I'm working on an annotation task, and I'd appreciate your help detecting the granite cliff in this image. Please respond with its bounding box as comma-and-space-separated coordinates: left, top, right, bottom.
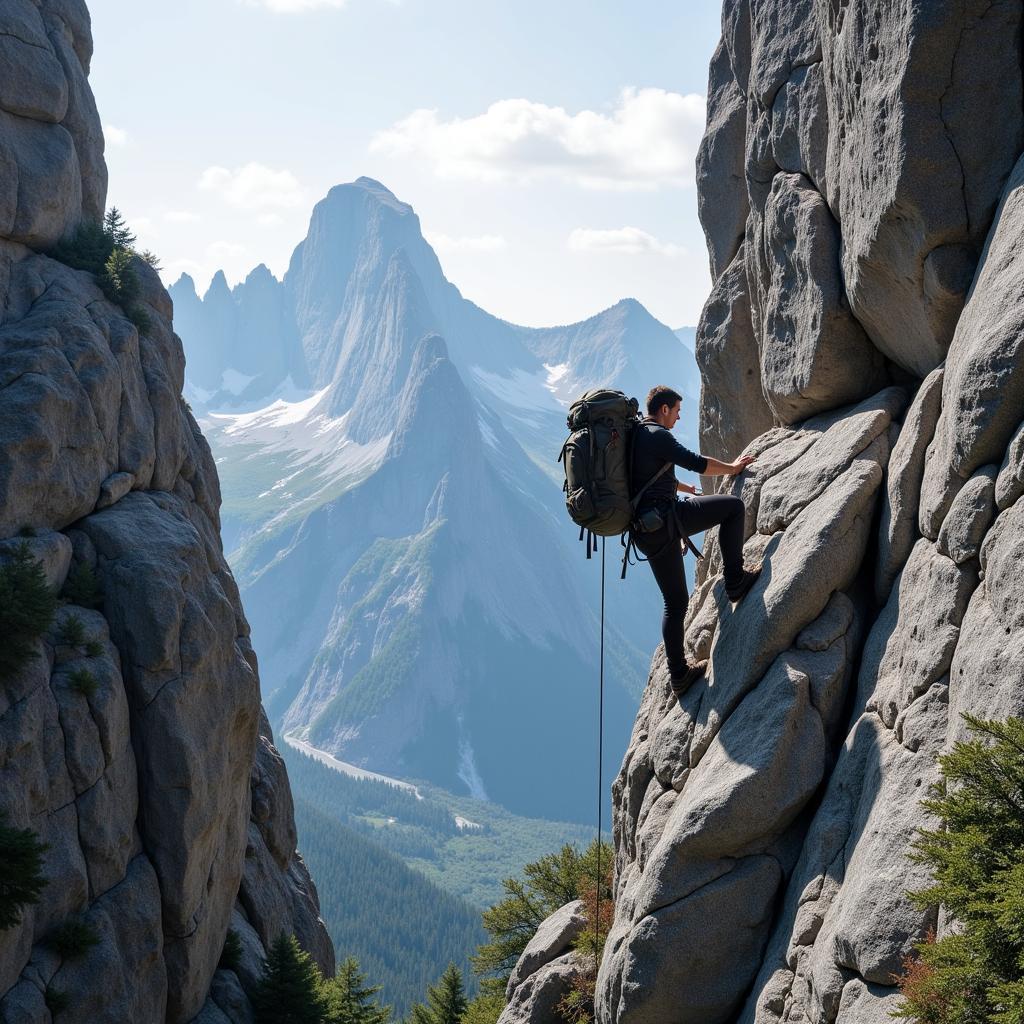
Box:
502, 1, 1024, 1021
0, 2, 333, 1021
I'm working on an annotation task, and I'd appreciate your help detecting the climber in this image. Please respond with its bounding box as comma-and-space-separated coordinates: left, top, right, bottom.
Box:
631, 385, 760, 702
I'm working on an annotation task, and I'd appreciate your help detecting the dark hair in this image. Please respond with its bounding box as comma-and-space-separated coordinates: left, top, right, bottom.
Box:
646, 385, 682, 416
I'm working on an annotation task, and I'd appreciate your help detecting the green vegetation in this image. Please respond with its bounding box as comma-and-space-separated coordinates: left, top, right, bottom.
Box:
61, 562, 103, 610
283, 746, 601, 1019
85, 639, 104, 658
324, 956, 392, 1024
282, 746, 592, 909
471, 839, 611, 1020
461, 991, 506, 1024
0, 541, 58, 679
48, 208, 156, 331
252, 933, 331, 1024
0, 813, 48, 930
68, 667, 98, 697
896, 715, 1024, 1023
408, 963, 468, 1024
555, 857, 613, 1024
44, 986, 70, 1015
18, 526, 36, 538
220, 928, 243, 972
308, 531, 442, 735
56, 613, 87, 648
47, 916, 100, 959
293, 798, 484, 1018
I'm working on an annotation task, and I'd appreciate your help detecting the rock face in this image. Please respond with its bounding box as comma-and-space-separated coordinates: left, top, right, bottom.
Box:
560, 1, 1024, 1022
0, 3, 333, 1022
0, 0, 106, 250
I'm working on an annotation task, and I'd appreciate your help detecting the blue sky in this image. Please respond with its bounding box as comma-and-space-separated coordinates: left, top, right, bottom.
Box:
89, 0, 723, 328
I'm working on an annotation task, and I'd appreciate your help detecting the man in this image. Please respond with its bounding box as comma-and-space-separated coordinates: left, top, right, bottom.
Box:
631, 385, 760, 700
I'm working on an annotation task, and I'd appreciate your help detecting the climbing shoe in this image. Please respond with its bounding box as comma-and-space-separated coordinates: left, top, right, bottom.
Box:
671, 660, 707, 701
726, 564, 762, 604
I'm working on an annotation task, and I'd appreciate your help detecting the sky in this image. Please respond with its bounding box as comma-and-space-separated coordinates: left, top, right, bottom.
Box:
88, 0, 724, 329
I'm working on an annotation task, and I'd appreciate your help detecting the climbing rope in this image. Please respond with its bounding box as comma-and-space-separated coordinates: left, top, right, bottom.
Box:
596, 536, 606, 948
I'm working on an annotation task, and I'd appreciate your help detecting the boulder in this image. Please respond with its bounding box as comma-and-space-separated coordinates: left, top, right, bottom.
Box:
506, 901, 586, 998
876, 366, 945, 602
936, 464, 998, 564
695, 246, 775, 463
497, 953, 583, 1024
920, 152, 1024, 536
995, 419, 1024, 510
863, 539, 976, 729
754, 173, 886, 423
947, 498, 1024, 739
96, 471, 134, 510
819, 0, 1023, 375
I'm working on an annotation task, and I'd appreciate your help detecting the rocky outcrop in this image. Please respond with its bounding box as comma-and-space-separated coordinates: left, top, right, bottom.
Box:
563, 1, 1024, 1022
0, 0, 105, 250
696, 0, 1024, 453
0, 2, 332, 1021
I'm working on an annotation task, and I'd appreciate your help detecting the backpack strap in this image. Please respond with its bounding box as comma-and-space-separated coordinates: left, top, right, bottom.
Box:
630, 462, 673, 511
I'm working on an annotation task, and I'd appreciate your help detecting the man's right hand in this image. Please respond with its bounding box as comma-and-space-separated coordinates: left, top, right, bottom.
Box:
729, 453, 757, 475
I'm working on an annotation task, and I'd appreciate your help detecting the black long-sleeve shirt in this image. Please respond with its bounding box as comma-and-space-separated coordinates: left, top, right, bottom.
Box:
630, 418, 707, 513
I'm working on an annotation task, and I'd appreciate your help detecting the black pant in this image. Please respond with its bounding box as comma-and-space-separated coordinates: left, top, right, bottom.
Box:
636, 494, 745, 681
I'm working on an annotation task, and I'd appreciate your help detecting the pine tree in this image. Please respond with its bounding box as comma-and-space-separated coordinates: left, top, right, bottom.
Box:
895, 715, 1024, 1023
0, 541, 58, 679
251, 933, 330, 1024
103, 207, 136, 250
325, 956, 391, 1024
460, 991, 505, 1024
0, 813, 48, 929
471, 840, 611, 989
408, 964, 467, 1024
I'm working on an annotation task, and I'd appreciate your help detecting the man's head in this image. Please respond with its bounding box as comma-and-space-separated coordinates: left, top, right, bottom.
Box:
646, 385, 682, 429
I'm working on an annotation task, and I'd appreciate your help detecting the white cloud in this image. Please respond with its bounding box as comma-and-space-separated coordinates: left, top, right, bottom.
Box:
426, 232, 508, 254
104, 124, 128, 147
161, 241, 256, 294
131, 215, 156, 236
567, 226, 686, 257
198, 162, 305, 210
370, 87, 705, 190
164, 210, 201, 224
240, 0, 347, 11
257, 212, 285, 227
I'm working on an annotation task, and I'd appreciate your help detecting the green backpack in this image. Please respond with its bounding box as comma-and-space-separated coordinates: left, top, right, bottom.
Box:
558, 388, 668, 539
558, 388, 686, 571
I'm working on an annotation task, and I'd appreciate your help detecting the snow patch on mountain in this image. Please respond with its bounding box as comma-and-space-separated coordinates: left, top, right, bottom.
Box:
543, 362, 571, 402
470, 365, 563, 414
284, 734, 423, 798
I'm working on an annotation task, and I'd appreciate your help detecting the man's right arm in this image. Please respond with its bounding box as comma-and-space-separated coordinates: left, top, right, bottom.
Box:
703, 454, 756, 476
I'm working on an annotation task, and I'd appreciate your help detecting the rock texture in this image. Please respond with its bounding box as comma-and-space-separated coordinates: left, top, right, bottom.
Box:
516, 1, 1024, 1022
0, 0, 106, 250
0, 3, 333, 1022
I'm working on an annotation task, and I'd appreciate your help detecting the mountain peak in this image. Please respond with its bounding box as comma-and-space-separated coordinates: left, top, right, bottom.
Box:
205, 269, 230, 299
353, 176, 393, 193
320, 177, 413, 218
409, 332, 450, 376
171, 272, 197, 297
244, 263, 276, 285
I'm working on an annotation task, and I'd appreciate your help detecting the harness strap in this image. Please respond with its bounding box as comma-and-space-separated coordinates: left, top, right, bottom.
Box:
629, 461, 673, 510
